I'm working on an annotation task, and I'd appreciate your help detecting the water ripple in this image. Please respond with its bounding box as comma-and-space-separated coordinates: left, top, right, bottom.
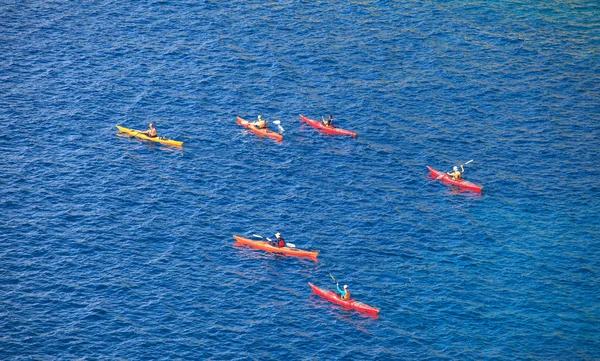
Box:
1, 0, 599, 360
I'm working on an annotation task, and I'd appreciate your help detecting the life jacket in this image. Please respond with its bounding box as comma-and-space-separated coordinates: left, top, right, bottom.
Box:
277, 238, 285, 248
257, 120, 267, 129
342, 289, 351, 300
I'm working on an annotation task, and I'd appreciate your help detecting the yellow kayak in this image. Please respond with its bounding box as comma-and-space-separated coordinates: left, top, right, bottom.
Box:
116, 125, 183, 148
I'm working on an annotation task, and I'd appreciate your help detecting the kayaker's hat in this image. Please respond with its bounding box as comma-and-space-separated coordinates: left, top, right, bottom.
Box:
258, 115, 262, 120
453, 166, 458, 171
344, 285, 348, 289
275, 233, 281, 238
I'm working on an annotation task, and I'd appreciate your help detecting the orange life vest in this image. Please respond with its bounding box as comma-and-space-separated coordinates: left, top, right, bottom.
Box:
342, 289, 351, 300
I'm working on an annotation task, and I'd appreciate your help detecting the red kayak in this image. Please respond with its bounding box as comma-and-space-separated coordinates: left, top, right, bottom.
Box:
308, 282, 380, 317
237, 117, 283, 142
427, 166, 483, 192
300, 114, 357, 137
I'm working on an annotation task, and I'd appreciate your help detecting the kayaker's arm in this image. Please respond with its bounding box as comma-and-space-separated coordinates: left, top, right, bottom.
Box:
266, 237, 277, 247
336, 283, 347, 298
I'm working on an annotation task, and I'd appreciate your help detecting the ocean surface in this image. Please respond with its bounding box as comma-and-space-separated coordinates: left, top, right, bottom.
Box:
1, 1, 599, 359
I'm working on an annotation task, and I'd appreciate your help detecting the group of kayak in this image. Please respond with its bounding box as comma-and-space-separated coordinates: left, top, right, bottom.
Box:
116, 117, 483, 193
236, 114, 358, 140
233, 234, 381, 317
114, 116, 483, 318
115, 113, 355, 148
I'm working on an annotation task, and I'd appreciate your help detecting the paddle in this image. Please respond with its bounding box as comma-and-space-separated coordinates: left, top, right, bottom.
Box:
135, 130, 162, 141
120, 128, 141, 137
273, 120, 284, 133
125, 130, 148, 141
130, 128, 153, 138
322, 116, 333, 128
437, 160, 474, 180
252, 234, 295, 248
120, 127, 163, 141
330, 273, 337, 284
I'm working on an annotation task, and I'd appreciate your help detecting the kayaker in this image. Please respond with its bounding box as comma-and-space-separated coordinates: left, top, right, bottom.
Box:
322, 114, 333, 127
254, 115, 268, 129
143, 123, 157, 138
336, 283, 351, 300
271, 233, 285, 248
447, 165, 464, 180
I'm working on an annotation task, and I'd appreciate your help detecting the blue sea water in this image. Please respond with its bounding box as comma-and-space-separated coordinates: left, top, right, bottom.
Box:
1, 0, 600, 359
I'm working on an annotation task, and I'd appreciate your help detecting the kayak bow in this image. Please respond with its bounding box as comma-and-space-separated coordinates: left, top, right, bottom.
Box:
308, 282, 380, 317
237, 117, 283, 142
116, 125, 183, 147
427, 166, 483, 192
233, 235, 318, 261
300, 115, 357, 137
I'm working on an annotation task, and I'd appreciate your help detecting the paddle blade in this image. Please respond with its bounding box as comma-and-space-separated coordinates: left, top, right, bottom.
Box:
329, 273, 336, 283
252, 234, 264, 239
285, 243, 296, 248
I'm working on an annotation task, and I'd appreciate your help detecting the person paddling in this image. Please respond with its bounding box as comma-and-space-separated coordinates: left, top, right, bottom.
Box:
142, 123, 157, 138
336, 283, 351, 300
254, 115, 268, 129
322, 114, 333, 127
447, 165, 464, 180
270, 232, 285, 248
